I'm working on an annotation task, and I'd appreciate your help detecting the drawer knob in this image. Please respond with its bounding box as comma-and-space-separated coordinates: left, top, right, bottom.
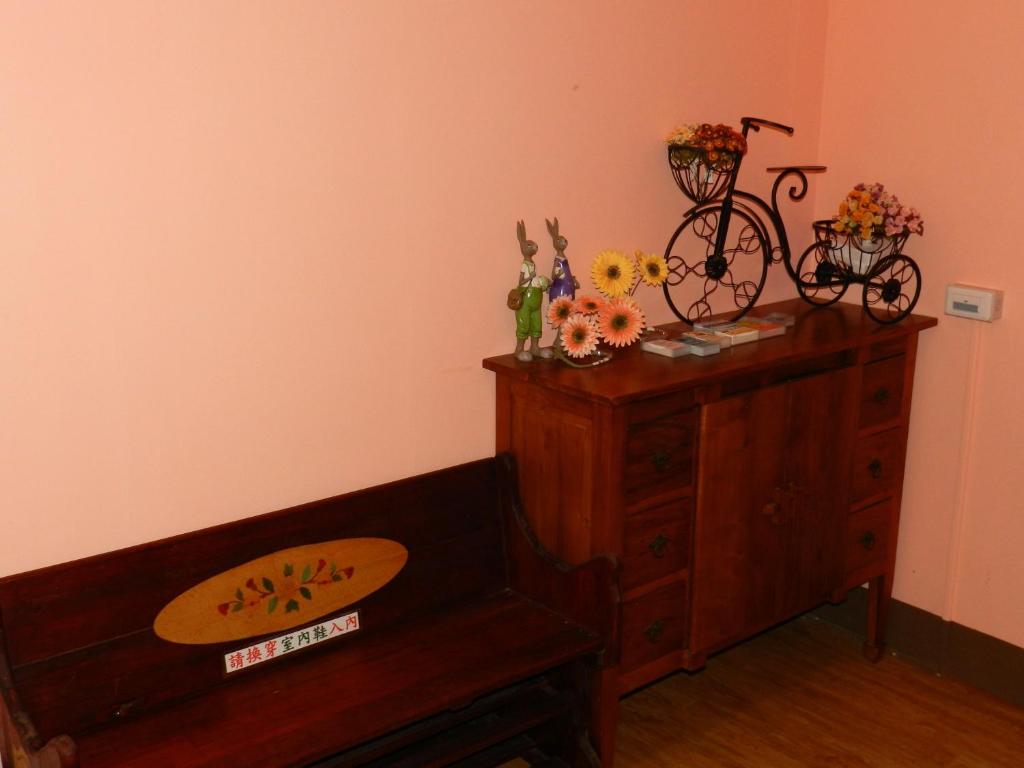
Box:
651, 451, 671, 472
872, 386, 890, 405
649, 533, 669, 558
868, 458, 883, 479
644, 619, 665, 643
860, 531, 877, 551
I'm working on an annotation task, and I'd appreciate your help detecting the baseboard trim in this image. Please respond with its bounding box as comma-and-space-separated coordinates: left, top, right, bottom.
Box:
814, 588, 1024, 709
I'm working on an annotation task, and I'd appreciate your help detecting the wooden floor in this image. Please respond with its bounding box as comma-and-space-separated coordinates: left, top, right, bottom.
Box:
614, 615, 1024, 767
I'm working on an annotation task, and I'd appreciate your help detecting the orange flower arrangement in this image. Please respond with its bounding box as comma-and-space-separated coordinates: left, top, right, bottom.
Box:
666, 122, 748, 168
548, 250, 660, 362
832, 183, 924, 240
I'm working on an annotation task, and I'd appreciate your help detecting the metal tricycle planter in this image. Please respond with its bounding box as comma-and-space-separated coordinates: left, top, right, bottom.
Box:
794, 220, 922, 324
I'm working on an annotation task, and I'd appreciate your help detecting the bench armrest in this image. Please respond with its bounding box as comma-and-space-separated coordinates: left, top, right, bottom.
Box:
496, 453, 621, 667
0, 625, 77, 768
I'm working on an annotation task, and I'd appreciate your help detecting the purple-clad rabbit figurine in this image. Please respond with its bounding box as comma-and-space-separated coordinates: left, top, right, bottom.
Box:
546, 217, 579, 301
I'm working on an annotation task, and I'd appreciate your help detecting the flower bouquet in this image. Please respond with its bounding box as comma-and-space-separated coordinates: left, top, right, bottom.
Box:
827, 183, 924, 274
666, 123, 748, 204
547, 250, 669, 367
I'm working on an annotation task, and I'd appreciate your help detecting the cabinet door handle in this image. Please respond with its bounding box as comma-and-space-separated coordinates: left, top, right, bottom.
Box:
649, 533, 669, 558
651, 451, 671, 472
112, 697, 145, 719
762, 499, 790, 524
868, 458, 883, 479
644, 619, 665, 643
860, 531, 877, 551
872, 386, 890, 405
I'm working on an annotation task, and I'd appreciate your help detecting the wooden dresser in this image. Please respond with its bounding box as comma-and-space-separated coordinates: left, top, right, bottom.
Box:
483, 298, 936, 694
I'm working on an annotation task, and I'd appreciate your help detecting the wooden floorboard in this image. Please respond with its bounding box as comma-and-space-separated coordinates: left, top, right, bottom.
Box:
614, 615, 1024, 767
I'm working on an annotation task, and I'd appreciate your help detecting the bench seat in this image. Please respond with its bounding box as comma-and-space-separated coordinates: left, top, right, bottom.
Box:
1, 455, 620, 768
73, 590, 601, 768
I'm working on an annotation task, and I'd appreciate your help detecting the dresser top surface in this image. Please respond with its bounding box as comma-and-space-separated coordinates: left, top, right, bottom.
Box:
482, 299, 937, 405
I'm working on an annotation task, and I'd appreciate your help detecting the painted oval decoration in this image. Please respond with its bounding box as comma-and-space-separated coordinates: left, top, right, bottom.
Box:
154, 538, 407, 644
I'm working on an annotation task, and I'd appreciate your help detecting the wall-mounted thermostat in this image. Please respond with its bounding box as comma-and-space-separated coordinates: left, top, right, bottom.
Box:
945, 284, 1003, 322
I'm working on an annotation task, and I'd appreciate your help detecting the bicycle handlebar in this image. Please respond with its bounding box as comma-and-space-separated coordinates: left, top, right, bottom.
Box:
741, 117, 795, 136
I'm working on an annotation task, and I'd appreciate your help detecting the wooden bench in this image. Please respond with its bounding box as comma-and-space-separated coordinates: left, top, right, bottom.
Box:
0, 454, 619, 768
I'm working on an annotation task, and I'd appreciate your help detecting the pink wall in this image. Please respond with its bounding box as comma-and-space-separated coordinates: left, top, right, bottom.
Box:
0, 1, 826, 574
818, 0, 1024, 646
8, 1, 1017, 653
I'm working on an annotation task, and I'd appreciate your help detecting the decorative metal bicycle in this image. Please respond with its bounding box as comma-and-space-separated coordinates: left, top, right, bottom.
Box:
662, 117, 923, 325
662, 117, 824, 324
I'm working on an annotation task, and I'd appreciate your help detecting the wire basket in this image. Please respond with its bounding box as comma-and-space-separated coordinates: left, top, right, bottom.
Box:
667, 146, 740, 204
812, 220, 908, 277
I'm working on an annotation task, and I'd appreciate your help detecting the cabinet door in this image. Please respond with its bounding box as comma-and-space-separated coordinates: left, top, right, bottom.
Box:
690, 367, 855, 655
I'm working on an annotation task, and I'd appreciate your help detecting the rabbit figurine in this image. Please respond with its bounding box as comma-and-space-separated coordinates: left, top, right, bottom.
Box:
511, 220, 552, 362
546, 217, 579, 301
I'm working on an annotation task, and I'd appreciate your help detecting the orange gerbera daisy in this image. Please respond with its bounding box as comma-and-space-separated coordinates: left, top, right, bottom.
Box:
573, 295, 605, 315
547, 296, 575, 328
598, 298, 645, 348
560, 315, 599, 358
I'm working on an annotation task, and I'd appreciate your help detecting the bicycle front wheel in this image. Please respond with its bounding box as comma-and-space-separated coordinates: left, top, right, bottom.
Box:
662, 204, 769, 324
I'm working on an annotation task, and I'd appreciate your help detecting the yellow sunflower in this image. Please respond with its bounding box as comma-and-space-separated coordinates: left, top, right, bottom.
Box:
591, 250, 634, 298
635, 251, 669, 287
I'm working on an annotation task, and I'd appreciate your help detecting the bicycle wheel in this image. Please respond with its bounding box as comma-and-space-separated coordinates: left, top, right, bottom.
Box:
662, 204, 769, 324
862, 255, 921, 324
794, 241, 848, 307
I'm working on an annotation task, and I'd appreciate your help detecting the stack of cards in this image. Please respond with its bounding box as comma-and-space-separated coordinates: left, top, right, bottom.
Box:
641, 338, 690, 358
714, 324, 759, 345
692, 319, 757, 345
737, 318, 786, 339
681, 330, 726, 347
680, 335, 720, 356
639, 310, 791, 361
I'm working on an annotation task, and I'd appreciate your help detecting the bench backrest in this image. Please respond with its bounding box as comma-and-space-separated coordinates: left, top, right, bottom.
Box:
0, 458, 507, 742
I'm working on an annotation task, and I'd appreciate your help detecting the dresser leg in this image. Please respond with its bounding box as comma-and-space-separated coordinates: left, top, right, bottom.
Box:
863, 573, 892, 662
680, 649, 707, 672
828, 587, 848, 605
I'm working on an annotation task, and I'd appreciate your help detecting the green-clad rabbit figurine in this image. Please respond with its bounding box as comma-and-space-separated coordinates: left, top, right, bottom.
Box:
510, 220, 552, 362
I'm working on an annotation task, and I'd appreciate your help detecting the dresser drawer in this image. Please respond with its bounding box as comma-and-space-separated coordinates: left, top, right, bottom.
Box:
845, 500, 894, 585
622, 498, 692, 592
623, 402, 697, 503
859, 355, 905, 429
851, 428, 902, 505
620, 580, 688, 672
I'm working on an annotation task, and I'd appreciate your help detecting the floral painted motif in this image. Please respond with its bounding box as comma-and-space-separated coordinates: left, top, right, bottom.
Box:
217, 560, 355, 617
